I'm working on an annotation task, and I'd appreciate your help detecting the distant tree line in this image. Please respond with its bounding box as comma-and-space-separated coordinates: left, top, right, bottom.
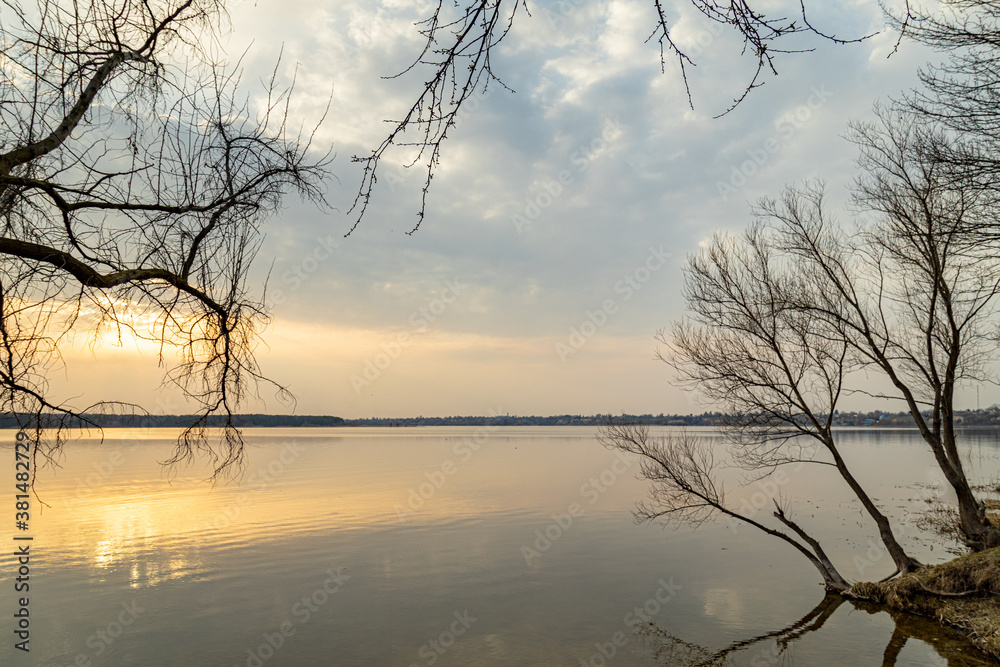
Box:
7, 409, 1000, 430
0, 413, 344, 429
341, 413, 727, 427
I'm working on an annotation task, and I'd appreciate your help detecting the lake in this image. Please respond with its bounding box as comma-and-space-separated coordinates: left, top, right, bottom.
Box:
2, 426, 1000, 666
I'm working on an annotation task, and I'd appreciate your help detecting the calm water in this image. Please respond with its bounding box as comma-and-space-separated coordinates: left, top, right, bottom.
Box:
2, 426, 1000, 666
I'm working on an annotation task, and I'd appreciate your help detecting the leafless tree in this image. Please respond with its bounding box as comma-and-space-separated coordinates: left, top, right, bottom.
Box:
889, 0, 1000, 142
0, 0, 330, 478
600, 109, 1000, 602
885, 2, 1000, 232
755, 111, 1000, 549
638, 211, 919, 574
600, 422, 856, 591
352, 0, 872, 233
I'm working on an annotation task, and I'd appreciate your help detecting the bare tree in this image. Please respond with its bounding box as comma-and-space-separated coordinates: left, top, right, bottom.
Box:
352, 0, 871, 233
600, 109, 1000, 606
888, 0, 1000, 143
885, 2, 1000, 240
599, 423, 855, 591
652, 213, 919, 573
0, 0, 330, 478
755, 111, 1000, 548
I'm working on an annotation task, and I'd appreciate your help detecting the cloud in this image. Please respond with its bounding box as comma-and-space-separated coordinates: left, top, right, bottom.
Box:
83, 0, 952, 416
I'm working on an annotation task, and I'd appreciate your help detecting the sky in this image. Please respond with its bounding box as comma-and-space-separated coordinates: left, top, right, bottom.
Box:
52, 0, 968, 419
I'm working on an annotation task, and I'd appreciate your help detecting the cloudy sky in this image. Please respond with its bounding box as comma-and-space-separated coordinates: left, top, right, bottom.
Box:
55, 0, 962, 418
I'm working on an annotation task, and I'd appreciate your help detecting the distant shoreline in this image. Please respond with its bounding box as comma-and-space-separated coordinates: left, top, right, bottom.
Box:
3, 409, 1000, 429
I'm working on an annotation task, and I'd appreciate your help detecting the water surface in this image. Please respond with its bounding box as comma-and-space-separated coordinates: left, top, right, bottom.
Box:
2, 426, 998, 666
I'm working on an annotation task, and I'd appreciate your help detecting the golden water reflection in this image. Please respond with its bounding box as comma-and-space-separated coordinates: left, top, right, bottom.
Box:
15, 427, 648, 588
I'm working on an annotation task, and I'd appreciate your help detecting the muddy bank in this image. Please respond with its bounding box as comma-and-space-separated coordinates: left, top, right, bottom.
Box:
851, 547, 1000, 661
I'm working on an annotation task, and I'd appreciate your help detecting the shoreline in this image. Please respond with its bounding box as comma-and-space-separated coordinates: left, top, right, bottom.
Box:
853, 548, 1000, 662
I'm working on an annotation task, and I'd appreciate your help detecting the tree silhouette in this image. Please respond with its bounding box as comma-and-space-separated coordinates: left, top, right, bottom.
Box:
352, 0, 871, 233
0, 0, 330, 477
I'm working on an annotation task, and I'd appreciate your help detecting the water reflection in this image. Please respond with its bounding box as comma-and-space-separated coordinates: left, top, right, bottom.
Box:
641, 594, 994, 666
4, 427, 1000, 666
853, 600, 995, 667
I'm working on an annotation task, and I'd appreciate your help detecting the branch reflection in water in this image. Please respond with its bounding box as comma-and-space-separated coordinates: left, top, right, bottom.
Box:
636, 594, 994, 666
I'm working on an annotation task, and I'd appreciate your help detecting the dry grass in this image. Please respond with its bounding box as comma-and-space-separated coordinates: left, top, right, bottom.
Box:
852, 547, 1000, 660
914, 501, 967, 553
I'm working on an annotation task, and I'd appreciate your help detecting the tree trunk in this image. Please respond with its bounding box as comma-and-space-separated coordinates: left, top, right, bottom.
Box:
904, 417, 1000, 550
770, 506, 852, 592
825, 438, 921, 572
952, 473, 1000, 550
